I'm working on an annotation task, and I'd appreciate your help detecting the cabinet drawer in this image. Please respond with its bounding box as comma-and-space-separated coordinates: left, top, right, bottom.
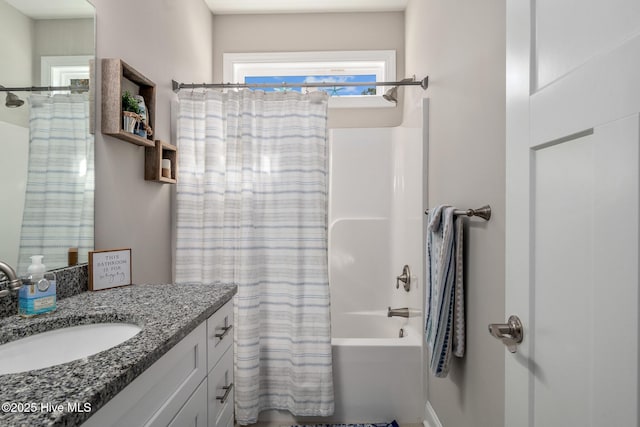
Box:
219, 409, 234, 427
168, 379, 207, 427
207, 300, 233, 373
208, 346, 234, 427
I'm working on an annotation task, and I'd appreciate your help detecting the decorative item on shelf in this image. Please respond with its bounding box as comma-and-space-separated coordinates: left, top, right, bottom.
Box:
145, 140, 177, 183
102, 59, 156, 147
68, 247, 78, 266
162, 158, 171, 178
134, 95, 152, 138
122, 90, 141, 134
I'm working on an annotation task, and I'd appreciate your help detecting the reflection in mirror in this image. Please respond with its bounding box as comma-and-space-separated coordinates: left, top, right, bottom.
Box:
0, 0, 95, 275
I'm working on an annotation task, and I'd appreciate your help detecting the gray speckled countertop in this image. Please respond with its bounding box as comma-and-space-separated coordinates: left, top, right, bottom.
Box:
0, 283, 236, 427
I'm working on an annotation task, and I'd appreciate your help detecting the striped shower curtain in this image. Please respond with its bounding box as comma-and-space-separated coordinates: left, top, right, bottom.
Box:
17, 94, 94, 274
175, 89, 334, 424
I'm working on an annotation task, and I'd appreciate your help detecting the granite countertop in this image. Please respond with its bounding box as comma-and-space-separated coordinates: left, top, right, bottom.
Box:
0, 283, 237, 427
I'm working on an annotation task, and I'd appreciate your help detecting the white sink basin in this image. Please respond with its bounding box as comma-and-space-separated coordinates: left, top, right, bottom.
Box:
0, 323, 142, 375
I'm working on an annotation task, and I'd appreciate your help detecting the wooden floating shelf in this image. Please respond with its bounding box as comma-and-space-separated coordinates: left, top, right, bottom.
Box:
109, 129, 155, 147
145, 140, 177, 184
101, 58, 156, 147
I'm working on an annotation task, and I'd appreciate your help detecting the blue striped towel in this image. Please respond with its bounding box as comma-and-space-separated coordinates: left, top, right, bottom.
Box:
425, 205, 465, 377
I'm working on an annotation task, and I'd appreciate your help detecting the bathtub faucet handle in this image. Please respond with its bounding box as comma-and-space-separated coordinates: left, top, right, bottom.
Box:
396, 265, 411, 292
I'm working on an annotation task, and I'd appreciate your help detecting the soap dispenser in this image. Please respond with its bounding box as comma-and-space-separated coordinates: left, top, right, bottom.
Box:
27, 255, 45, 281
19, 255, 56, 317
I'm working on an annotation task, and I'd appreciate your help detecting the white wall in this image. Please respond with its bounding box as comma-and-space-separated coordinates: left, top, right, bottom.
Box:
0, 122, 28, 268
33, 18, 94, 84
91, 0, 213, 283
88, 5, 402, 285
0, 0, 32, 128
404, 1, 506, 426
212, 12, 405, 128
0, 1, 30, 267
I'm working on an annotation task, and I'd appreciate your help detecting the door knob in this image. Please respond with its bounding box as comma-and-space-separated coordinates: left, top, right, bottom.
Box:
488, 315, 523, 353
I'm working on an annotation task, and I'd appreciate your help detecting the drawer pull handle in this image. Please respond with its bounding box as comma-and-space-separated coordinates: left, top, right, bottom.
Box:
216, 382, 234, 403
215, 324, 233, 340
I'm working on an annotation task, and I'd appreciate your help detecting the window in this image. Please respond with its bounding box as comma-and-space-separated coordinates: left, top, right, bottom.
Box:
41, 55, 92, 94
223, 50, 396, 108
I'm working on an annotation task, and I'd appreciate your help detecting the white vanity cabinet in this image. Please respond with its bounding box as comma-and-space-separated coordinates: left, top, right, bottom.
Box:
206, 301, 234, 427
83, 299, 234, 427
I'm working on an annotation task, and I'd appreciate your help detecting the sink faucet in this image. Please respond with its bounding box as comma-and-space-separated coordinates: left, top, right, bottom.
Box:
0, 261, 23, 298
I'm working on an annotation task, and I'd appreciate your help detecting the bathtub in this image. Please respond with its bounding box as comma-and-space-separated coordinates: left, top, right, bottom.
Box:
258, 314, 424, 426
330, 313, 424, 425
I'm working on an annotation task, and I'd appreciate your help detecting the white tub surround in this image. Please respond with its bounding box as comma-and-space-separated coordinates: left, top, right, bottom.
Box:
327, 126, 424, 424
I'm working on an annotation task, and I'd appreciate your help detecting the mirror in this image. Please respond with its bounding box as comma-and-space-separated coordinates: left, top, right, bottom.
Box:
0, 0, 95, 275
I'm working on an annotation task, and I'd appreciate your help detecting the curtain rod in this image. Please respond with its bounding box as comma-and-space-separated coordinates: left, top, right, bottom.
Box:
0, 85, 89, 92
171, 76, 428, 92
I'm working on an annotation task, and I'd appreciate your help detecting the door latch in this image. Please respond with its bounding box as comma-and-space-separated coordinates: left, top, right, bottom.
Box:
488, 315, 523, 353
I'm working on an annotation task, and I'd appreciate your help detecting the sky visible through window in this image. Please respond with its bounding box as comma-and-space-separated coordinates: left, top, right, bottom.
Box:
245, 74, 377, 96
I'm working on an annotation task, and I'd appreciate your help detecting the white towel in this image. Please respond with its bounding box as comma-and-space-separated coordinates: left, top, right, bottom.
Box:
425, 205, 465, 377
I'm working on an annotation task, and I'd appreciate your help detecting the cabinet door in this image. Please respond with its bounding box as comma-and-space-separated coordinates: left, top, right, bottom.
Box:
208, 346, 234, 427
169, 380, 208, 427
82, 323, 206, 427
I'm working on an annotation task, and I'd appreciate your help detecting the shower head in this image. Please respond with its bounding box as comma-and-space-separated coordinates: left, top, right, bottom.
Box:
0, 86, 24, 108
382, 78, 414, 104
383, 86, 398, 104
5, 92, 24, 108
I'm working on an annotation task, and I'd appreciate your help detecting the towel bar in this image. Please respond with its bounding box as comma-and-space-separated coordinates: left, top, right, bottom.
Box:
424, 205, 491, 221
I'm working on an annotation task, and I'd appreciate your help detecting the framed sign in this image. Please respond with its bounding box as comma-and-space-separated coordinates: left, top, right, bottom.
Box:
89, 248, 132, 291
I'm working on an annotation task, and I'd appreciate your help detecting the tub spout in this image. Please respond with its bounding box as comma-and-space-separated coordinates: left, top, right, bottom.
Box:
387, 307, 409, 318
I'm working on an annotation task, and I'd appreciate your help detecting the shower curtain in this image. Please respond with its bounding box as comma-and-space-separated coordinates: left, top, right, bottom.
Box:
175, 89, 334, 424
17, 94, 94, 274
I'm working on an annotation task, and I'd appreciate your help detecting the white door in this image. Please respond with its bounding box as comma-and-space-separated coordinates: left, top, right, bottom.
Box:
505, 1, 640, 426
